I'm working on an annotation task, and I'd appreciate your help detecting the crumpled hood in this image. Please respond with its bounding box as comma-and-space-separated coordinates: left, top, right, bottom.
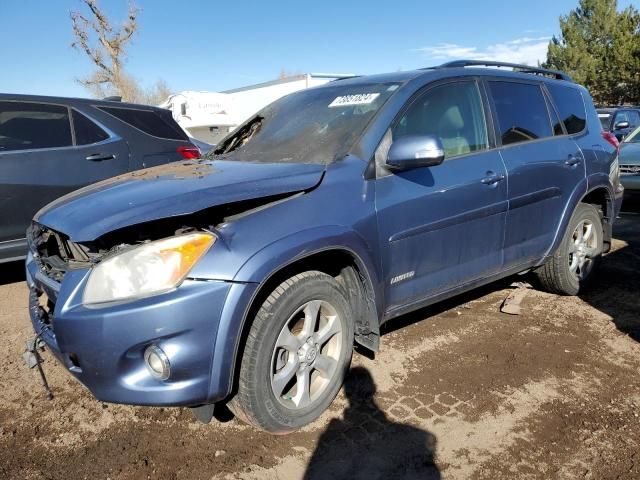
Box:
620, 143, 640, 164
35, 160, 325, 242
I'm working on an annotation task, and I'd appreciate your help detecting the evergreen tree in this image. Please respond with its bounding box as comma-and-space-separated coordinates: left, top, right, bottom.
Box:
545, 0, 640, 105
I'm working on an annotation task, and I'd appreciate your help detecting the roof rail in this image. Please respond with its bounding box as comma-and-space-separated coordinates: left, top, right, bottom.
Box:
331, 75, 362, 82
437, 60, 573, 82
103, 95, 122, 102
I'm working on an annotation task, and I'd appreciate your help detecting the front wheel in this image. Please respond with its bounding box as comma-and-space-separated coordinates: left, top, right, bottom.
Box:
229, 271, 354, 433
535, 203, 603, 295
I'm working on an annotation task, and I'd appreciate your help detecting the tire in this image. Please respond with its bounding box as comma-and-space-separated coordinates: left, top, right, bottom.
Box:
229, 271, 354, 433
535, 203, 603, 295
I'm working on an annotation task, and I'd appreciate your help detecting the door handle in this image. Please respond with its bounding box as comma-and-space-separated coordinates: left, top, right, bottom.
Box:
86, 153, 116, 162
481, 172, 505, 185
565, 155, 582, 167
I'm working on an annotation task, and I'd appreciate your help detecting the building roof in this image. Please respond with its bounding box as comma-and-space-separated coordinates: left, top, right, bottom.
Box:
221, 73, 356, 94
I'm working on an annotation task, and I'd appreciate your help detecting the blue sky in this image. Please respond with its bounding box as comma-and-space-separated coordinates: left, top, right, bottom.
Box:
0, 0, 635, 98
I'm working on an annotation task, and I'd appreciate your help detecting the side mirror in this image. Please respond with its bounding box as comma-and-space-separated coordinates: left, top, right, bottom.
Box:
386, 135, 445, 171
614, 121, 630, 130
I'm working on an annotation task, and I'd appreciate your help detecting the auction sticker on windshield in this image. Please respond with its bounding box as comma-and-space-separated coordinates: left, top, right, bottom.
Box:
329, 93, 380, 107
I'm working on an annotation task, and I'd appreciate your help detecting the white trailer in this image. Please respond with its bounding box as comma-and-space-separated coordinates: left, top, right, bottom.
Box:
161, 73, 355, 144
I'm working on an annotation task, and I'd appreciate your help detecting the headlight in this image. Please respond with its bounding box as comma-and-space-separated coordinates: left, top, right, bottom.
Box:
83, 232, 215, 305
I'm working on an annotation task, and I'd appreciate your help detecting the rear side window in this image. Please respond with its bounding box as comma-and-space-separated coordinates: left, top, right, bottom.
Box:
97, 106, 187, 140
0, 101, 72, 152
489, 82, 553, 146
393, 81, 488, 159
72, 110, 110, 145
547, 84, 587, 135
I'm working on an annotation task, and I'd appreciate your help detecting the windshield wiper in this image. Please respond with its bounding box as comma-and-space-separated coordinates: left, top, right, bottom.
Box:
213, 116, 264, 156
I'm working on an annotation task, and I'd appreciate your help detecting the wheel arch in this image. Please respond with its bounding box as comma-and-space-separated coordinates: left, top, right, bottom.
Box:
580, 184, 614, 252
239, 247, 381, 349
541, 178, 614, 263
213, 227, 384, 403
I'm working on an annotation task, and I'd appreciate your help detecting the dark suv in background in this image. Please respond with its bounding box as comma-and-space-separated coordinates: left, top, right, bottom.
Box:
597, 106, 640, 141
26, 61, 623, 433
0, 94, 199, 262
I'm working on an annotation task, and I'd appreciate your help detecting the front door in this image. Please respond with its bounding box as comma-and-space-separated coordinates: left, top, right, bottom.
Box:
375, 80, 508, 312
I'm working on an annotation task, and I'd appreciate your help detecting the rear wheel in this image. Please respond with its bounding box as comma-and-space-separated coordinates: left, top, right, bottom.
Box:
535, 203, 603, 295
230, 271, 354, 433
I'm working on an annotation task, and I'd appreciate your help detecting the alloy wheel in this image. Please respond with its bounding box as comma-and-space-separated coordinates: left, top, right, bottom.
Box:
568, 219, 598, 280
270, 300, 343, 410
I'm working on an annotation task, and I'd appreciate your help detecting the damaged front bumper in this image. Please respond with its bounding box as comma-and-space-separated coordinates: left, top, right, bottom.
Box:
26, 252, 245, 407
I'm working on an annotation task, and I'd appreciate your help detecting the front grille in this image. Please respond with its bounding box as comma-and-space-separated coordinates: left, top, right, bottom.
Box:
620, 164, 640, 175
29, 287, 57, 345
27, 223, 89, 283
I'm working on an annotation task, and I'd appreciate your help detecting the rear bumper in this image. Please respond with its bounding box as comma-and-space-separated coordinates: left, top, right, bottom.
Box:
26, 253, 246, 407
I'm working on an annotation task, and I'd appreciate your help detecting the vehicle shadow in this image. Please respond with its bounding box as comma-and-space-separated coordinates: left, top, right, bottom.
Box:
304, 366, 441, 480
0, 260, 26, 286
579, 198, 640, 341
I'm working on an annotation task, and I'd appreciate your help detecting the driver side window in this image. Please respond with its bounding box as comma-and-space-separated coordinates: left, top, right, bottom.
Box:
392, 81, 488, 160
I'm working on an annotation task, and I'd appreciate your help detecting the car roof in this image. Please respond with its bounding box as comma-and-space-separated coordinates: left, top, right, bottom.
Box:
0, 92, 167, 111
330, 65, 581, 91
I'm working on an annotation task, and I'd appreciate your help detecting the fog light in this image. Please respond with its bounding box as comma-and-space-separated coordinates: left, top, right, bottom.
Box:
144, 345, 171, 380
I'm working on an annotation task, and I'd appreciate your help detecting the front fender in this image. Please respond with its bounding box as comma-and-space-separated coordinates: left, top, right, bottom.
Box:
207, 225, 384, 402
235, 226, 381, 288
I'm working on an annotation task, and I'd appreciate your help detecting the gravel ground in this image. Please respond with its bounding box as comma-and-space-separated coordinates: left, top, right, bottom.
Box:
1, 200, 639, 479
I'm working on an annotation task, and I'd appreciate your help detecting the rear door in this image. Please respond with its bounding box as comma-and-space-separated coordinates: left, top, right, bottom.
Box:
487, 80, 585, 268
0, 101, 129, 243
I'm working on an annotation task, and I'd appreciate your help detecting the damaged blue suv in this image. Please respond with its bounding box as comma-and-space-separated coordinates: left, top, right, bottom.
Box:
26, 61, 623, 433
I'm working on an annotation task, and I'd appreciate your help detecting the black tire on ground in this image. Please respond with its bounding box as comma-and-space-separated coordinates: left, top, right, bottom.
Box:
534, 203, 603, 296
229, 271, 355, 433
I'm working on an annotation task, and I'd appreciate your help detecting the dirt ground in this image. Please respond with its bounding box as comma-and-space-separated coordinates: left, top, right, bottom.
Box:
1, 201, 639, 480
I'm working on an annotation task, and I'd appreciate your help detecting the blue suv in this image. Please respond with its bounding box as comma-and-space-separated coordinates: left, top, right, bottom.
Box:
26, 61, 623, 433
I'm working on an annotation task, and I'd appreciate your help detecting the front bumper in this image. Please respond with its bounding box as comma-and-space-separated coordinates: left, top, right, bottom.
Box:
26, 253, 242, 407
621, 174, 640, 192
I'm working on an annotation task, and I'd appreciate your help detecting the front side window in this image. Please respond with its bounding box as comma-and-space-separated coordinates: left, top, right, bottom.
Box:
0, 101, 72, 152
72, 110, 110, 145
489, 81, 553, 146
392, 81, 488, 159
625, 110, 640, 127
613, 110, 640, 129
613, 111, 630, 127
547, 84, 587, 135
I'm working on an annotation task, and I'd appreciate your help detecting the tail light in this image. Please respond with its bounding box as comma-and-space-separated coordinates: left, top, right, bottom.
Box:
602, 131, 622, 188
601, 131, 619, 152
177, 145, 200, 159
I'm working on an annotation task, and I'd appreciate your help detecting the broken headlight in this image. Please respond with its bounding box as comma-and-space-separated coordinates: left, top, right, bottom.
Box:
83, 233, 215, 306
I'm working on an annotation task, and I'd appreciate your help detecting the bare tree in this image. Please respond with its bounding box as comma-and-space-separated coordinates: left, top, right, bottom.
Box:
142, 79, 173, 106
278, 69, 303, 79
70, 0, 141, 101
